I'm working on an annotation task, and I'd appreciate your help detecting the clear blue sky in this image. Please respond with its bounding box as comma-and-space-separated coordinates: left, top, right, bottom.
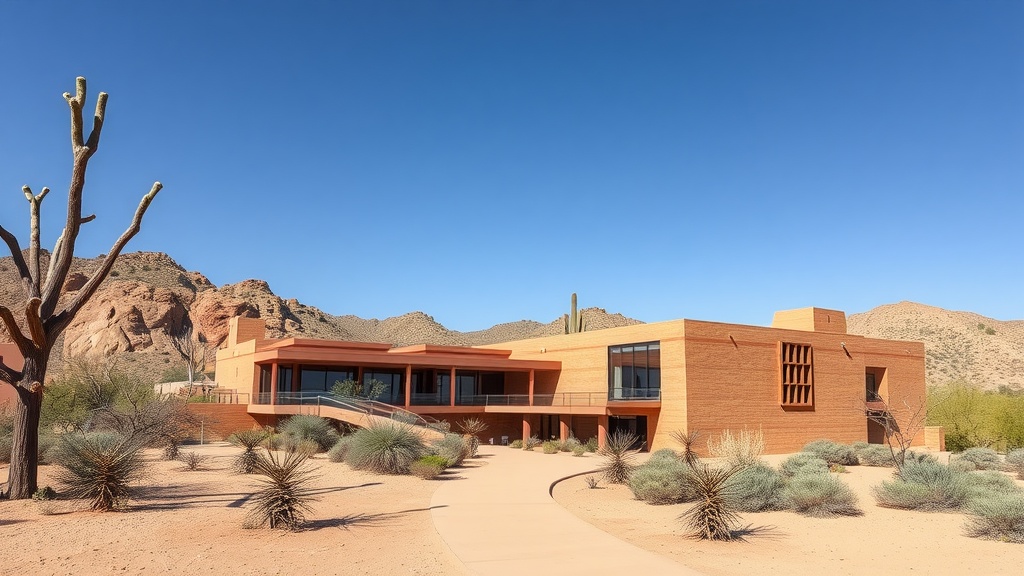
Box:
1, 1, 1021, 331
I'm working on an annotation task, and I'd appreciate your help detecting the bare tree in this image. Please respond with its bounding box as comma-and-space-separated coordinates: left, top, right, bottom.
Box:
169, 324, 208, 399
0, 77, 162, 499
865, 395, 928, 473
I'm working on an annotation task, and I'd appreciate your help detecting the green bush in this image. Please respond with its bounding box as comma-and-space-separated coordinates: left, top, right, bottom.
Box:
279, 414, 339, 452
327, 436, 353, 463
647, 448, 680, 465
783, 473, 862, 517
584, 437, 599, 453
572, 445, 586, 457
802, 440, 858, 466
432, 434, 469, 467
627, 458, 693, 505
52, 433, 147, 511
780, 453, 829, 478
952, 447, 1002, 471
873, 460, 969, 511
509, 439, 523, 449
410, 455, 448, 480
965, 493, 1024, 543
347, 422, 425, 475
856, 445, 895, 467
725, 463, 787, 512
542, 440, 560, 454
851, 441, 869, 451
32, 486, 57, 501
964, 470, 1023, 501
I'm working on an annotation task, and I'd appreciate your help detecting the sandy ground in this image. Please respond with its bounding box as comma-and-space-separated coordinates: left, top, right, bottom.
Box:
552, 454, 1024, 576
0, 443, 468, 576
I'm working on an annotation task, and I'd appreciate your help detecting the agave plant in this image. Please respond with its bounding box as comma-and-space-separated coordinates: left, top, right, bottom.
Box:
680, 464, 741, 541
52, 433, 148, 511
229, 428, 270, 474
245, 449, 318, 530
670, 429, 701, 467
598, 430, 640, 484
455, 418, 488, 457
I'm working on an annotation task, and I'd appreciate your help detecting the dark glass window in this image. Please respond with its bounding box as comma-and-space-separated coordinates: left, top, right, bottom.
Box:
278, 367, 293, 393
608, 342, 661, 400
363, 370, 404, 404
296, 366, 357, 393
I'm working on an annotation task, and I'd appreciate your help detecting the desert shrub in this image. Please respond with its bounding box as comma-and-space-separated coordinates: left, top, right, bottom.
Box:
286, 438, 320, 458
560, 437, 581, 453
707, 428, 764, 468
783, 473, 862, 517
725, 463, 787, 512
455, 418, 487, 457
32, 486, 57, 500
542, 440, 560, 454
229, 428, 270, 474
410, 455, 448, 480
802, 440, 858, 466
599, 430, 639, 484
245, 450, 317, 530
857, 445, 895, 467
965, 493, 1024, 543
851, 441, 869, 451
1006, 448, 1024, 478
780, 453, 829, 478
347, 422, 425, 475
37, 434, 60, 465
903, 450, 938, 465
680, 464, 740, 540
873, 460, 969, 511
327, 436, 353, 463
178, 451, 209, 471
524, 436, 542, 450
584, 437, 599, 453
0, 435, 11, 463
949, 459, 978, 473
509, 439, 523, 449
952, 447, 1002, 471
628, 458, 693, 505
670, 430, 701, 466
432, 434, 469, 467
964, 470, 1023, 501
279, 414, 339, 452
648, 448, 680, 465
585, 476, 599, 489
52, 433, 147, 511
572, 445, 586, 457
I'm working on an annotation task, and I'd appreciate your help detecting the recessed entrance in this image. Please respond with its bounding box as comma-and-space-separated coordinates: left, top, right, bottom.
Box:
609, 415, 648, 451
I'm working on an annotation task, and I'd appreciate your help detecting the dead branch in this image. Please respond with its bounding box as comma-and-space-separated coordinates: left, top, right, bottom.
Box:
0, 223, 32, 295
0, 304, 32, 353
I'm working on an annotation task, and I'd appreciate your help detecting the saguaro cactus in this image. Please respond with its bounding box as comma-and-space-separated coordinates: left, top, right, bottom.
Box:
563, 292, 587, 334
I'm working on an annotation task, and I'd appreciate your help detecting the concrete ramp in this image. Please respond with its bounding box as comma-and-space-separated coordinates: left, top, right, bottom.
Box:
248, 395, 446, 442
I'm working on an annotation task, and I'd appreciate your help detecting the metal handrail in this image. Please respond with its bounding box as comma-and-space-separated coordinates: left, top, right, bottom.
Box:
275, 392, 444, 431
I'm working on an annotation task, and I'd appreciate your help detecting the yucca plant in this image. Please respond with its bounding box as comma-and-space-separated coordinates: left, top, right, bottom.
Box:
52, 433, 147, 511
670, 429, 701, 467
455, 418, 488, 457
680, 464, 741, 541
245, 450, 318, 530
598, 430, 639, 484
229, 428, 271, 474
347, 422, 425, 475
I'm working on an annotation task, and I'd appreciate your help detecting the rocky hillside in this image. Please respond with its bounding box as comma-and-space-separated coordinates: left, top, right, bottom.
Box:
0, 251, 640, 378
848, 302, 1024, 391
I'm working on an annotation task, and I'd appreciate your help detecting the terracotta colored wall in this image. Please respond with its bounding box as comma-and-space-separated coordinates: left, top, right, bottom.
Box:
186, 404, 262, 441
215, 339, 260, 397
420, 412, 526, 443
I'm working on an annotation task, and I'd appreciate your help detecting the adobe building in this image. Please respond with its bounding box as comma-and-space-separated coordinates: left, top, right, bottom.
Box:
214, 307, 931, 453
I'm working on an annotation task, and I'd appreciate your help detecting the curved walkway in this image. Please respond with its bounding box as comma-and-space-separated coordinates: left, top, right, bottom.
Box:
431, 445, 703, 575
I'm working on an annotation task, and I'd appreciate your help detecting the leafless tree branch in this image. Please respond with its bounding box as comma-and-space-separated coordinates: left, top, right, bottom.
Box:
0, 304, 32, 353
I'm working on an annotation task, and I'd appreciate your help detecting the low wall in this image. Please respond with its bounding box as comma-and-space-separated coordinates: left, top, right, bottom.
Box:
185, 404, 262, 441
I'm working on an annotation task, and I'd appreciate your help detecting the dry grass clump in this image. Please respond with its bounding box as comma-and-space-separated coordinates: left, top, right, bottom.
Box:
950, 447, 1002, 472
680, 464, 740, 541
409, 455, 448, 480
1006, 449, 1024, 479
873, 460, 970, 511
599, 430, 639, 484
855, 444, 895, 467
802, 440, 859, 466
347, 422, 425, 475
244, 450, 318, 530
52, 433, 147, 511
178, 451, 210, 471
965, 493, 1024, 543
707, 428, 764, 468
782, 472, 862, 517
327, 436, 353, 463
542, 440, 561, 454
725, 463, 787, 512
780, 452, 829, 478
432, 433, 470, 467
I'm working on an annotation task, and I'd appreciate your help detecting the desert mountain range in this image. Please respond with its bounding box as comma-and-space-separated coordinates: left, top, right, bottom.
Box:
1, 251, 1020, 390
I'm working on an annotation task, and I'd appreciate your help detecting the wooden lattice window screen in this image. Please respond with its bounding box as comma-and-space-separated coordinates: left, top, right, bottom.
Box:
780, 342, 814, 407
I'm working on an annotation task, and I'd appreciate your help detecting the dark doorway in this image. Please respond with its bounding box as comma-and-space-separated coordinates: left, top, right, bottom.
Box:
609, 415, 648, 451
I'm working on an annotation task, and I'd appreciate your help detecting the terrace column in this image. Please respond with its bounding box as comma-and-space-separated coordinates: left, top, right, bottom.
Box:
404, 364, 412, 407
449, 367, 457, 406
522, 416, 532, 442
292, 363, 300, 393
270, 363, 279, 405
597, 415, 609, 449
559, 415, 570, 442
528, 369, 535, 407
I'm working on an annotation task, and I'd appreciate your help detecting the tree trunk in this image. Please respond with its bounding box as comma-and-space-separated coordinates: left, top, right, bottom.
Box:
6, 356, 45, 499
